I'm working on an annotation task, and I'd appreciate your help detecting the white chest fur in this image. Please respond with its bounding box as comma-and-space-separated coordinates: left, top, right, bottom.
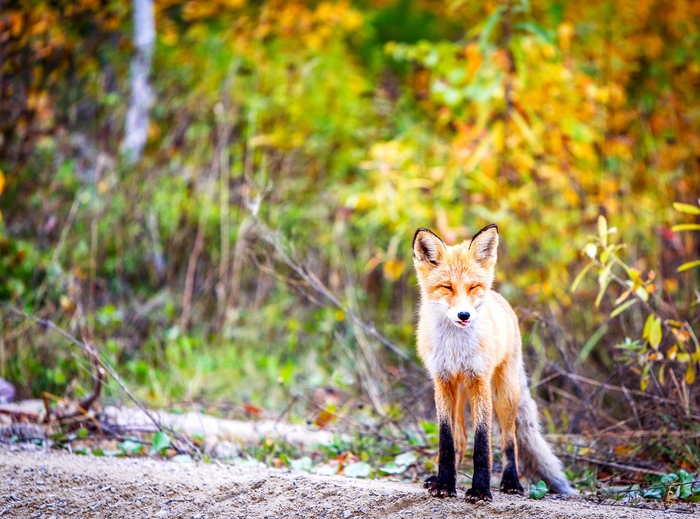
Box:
422, 310, 487, 382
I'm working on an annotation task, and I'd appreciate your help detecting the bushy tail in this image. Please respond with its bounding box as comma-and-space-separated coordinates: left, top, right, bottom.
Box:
516, 367, 576, 494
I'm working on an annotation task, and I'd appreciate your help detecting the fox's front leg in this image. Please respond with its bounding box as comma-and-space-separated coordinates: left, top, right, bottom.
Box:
424, 378, 459, 498
465, 377, 493, 503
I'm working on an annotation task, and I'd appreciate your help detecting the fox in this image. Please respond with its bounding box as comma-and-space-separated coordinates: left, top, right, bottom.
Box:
412, 224, 575, 502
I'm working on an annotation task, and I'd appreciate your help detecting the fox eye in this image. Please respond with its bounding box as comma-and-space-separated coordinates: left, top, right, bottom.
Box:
469, 283, 483, 291
440, 284, 453, 292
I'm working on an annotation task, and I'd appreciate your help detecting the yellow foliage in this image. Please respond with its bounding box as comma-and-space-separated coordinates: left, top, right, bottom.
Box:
382, 260, 405, 281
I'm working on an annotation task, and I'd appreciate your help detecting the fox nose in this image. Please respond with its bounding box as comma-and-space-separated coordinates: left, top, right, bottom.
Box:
457, 311, 471, 321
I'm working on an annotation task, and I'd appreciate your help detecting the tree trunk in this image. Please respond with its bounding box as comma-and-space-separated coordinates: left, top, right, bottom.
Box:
122, 0, 155, 163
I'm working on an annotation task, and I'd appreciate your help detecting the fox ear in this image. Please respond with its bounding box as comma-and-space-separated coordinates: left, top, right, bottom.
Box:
469, 224, 499, 265
413, 228, 446, 267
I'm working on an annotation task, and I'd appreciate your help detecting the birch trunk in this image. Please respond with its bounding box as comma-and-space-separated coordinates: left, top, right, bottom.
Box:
122, 0, 155, 162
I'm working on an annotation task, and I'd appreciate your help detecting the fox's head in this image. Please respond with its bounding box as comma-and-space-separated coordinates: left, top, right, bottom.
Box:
412, 224, 499, 329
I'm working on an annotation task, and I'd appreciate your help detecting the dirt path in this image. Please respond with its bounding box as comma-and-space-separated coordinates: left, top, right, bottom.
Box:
1, 444, 684, 519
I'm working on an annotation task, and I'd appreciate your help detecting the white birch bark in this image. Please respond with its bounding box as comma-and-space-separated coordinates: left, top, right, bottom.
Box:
122, 0, 155, 163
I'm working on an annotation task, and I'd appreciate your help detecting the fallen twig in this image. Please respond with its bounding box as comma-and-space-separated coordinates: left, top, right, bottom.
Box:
562, 452, 667, 476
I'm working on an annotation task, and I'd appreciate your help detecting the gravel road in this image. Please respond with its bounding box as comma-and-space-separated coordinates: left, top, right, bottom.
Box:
1, 444, 687, 518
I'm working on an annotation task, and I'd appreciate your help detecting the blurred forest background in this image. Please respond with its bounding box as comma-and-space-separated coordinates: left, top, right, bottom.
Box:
1, 0, 699, 479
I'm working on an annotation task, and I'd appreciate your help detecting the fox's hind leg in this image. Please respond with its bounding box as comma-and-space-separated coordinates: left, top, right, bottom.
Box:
494, 366, 524, 495
453, 383, 468, 472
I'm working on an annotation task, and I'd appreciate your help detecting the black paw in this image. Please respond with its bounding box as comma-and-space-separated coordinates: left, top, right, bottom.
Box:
465, 485, 493, 503
423, 475, 457, 498
500, 476, 524, 495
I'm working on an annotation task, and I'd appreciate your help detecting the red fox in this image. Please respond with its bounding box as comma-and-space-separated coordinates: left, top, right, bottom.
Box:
412, 224, 574, 502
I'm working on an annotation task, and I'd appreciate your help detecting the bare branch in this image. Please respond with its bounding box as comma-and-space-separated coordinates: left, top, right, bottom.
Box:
251, 220, 428, 379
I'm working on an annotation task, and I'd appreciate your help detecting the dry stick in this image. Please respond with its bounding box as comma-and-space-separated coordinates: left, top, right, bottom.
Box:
77, 352, 105, 416
254, 222, 427, 377
182, 161, 217, 331
561, 452, 666, 476
41, 392, 103, 431
216, 120, 231, 330
668, 368, 690, 419
532, 370, 562, 388
181, 215, 206, 331
558, 371, 683, 407
595, 407, 661, 435
594, 429, 700, 440
9, 308, 197, 456
568, 367, 622, 434
0, 409, 40, 421
550, 385, 633, 432
215, 59, 240, 331
619, 383, 643, 430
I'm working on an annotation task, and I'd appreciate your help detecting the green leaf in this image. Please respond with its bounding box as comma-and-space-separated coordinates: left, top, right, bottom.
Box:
478, 6, 504, 50
571, 262, 595, 293
673, 202, 700, 215
118, 438, 144, 455
420, 421, 437, 436
686, 364, 696, 385
578, 324, 608, 364
647, 317, 662, 349
394, 451, 417, 467
610, 299, 638, 318
677, 352, 691, 363
678, 260, 700, 272
642, 486, 664, 499
640, 364, 651, 392
152, 431, 172, 453
530, 480, 548, 499
643, 314, 654, 341
344, 461, 371, 478
595, 269, 611, 308
379, 462, 407, 475
313, 464, 339, 476
515, 22, 555, 45
634, 285, 649, 302
672, 224, 700, 232
290, 456, 313, 472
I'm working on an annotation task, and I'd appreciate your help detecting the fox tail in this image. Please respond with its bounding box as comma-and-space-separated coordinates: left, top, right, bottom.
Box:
515, 366, 576, 494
